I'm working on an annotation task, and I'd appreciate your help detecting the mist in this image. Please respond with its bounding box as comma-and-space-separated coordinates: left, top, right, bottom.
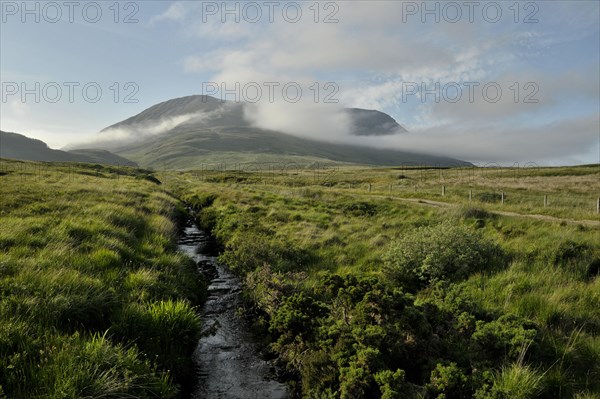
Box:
243, 101, 353, 143
65, 110, 215, 150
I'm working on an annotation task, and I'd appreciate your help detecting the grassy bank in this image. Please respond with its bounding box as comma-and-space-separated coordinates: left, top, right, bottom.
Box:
175, 165, 599, 399
0, 160, 204, 398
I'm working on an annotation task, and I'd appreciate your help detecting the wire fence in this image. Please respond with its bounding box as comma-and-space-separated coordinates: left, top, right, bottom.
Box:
2, 160, 599, 215
339, 183, 600, 215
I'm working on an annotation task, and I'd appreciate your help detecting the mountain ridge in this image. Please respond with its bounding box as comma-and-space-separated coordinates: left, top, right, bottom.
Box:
89, 95, 470, 169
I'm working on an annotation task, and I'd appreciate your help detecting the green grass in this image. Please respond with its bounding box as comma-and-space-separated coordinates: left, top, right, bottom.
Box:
2, 159, 598, 398
0, 159, 204, 398
173, 165, 600, 398
167, 163, 600, 220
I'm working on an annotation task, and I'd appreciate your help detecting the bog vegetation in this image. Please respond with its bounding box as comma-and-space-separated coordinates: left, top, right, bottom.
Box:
0, 160, 204, 398
175, 165, 600, 399
1, 160, 599, 398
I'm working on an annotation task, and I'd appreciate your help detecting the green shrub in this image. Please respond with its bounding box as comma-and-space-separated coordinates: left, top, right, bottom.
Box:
270, 292, 327, 340
477, 192, 503, 203
197, 207, 218, 232
460, 207, 495, 220
471, 315, 537, 361
374, 369, 414, 399
426, 362, 469, 399
341, 201, 378, 217
189, 193, 217, 209
587, 259, 600, 279
552, 240, 593, 265
220, 232, 313, 275
383, 221, 505, 290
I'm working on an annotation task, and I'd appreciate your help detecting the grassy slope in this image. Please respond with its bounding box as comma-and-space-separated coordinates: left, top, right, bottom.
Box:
0, 159, 204, 398
174, 166, 599, 398
114, 126, 468, 169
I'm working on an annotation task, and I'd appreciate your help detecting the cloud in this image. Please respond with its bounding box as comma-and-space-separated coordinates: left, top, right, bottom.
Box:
144, 1, 600, 164
244, 101, 352, 142
67, 110, 214, 150
355, 113, 600, 164
149, 2, 187, 24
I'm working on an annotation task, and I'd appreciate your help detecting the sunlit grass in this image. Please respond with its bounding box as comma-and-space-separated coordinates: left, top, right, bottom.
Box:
0, 159, 203, 398
176, 164, 600, 397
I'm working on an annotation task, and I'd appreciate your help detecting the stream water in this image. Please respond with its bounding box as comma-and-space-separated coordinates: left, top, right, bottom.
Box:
177, 218, 290, 399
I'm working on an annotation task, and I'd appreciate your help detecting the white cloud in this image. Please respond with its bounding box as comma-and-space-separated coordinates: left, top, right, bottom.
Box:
67, 110, 215, 150
149, 2, 187, 24
244, 101, 352, 142
137, 1, 600, 164
355, 113, 600, 164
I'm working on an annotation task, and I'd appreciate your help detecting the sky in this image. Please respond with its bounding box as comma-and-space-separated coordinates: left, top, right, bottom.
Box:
1, 0, 599, 165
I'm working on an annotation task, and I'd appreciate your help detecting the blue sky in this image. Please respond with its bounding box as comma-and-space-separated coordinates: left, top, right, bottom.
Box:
1, 0, 598, 164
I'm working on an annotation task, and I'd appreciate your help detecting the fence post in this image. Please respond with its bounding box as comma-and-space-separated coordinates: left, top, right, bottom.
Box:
388, 184, 392, 194
544, 195, 548, 207
368, 183, 371, 193
469, 189, 472, 203
597, 198, 599, 214
442, 185, 445, 197
501, 191, 504, 205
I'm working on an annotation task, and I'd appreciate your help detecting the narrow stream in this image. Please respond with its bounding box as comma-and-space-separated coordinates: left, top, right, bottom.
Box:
177, 217, 290, 399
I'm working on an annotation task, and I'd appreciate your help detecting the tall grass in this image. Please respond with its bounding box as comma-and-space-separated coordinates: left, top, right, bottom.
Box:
0, 160, 204, 398
177, 167, 600, 397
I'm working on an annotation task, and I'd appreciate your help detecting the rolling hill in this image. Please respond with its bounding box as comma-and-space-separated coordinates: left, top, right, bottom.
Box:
88, 95, 468, 169
0, 131, 137, 166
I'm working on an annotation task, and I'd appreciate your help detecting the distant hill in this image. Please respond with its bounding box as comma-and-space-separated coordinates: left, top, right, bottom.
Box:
0, 131, 137, 166
90, 95, 469, 169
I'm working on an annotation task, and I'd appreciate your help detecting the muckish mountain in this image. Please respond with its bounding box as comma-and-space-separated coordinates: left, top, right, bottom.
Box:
344, 108, 407, 136
101, 96, 405, 137
0, 131, 137, 166
94, 95, 468, 169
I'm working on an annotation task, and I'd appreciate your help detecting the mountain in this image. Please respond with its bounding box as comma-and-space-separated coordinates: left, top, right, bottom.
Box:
0, 131, 137, 166
344, 108, 407, 136
91, 95, 468, 169
101, 96, 404, 137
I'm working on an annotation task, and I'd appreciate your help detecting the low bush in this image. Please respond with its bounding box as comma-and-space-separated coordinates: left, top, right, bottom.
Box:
460, 206, 495, 220
552, 240, 593, 265
383, 221, 505, 290
188, 192, 217, 209
219, 231, 313, 275
341, 201, 379, 217
477, 192, 503, 203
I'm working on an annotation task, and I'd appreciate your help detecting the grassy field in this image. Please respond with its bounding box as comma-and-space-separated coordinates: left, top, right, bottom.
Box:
170, 164, 600, 220
0, 160, 205, 398
169, 163, 599, 398
1, 160, 598, 398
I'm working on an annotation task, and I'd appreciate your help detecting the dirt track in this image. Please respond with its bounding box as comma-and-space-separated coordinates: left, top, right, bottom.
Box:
362, 194, 600, 227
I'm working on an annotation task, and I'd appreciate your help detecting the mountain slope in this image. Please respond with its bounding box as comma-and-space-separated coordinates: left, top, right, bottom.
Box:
101, 95, 405, 137
114, 125, 465, 169
92, 95, 468, 169
0, 131, 137, 166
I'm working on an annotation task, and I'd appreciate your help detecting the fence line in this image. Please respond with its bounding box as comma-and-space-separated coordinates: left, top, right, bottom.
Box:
351, 183, 600, 215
